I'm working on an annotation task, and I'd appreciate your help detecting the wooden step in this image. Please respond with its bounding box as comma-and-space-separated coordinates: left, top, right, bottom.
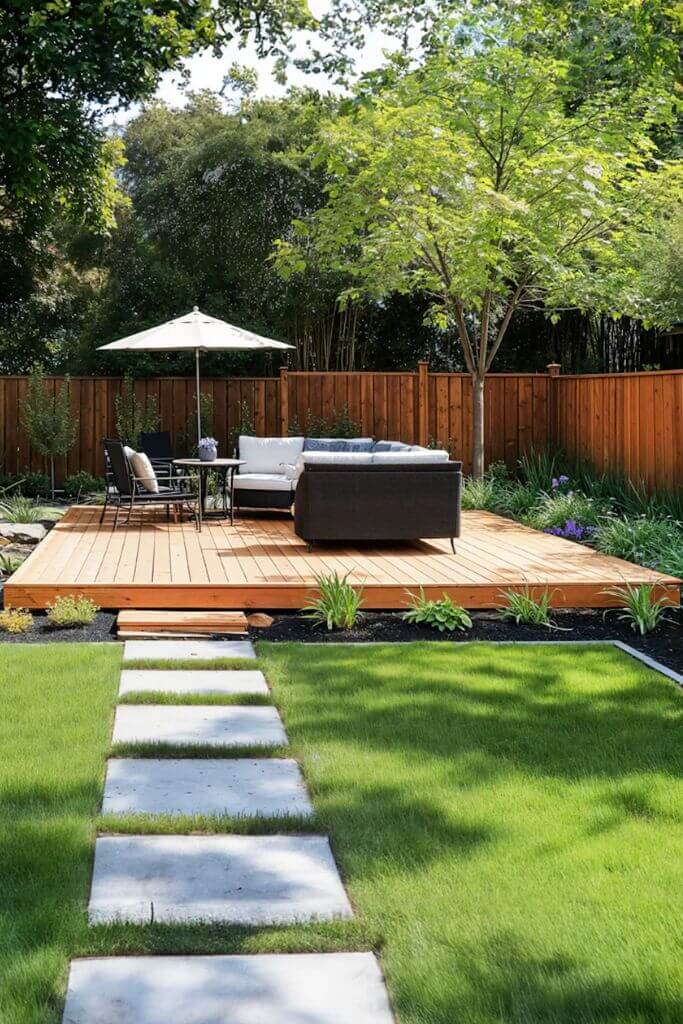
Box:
116, 610, 248, 636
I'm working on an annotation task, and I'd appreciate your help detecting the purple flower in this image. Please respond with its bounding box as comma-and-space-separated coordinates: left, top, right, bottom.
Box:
551, 477, 559, 489
559, 474, 570, 484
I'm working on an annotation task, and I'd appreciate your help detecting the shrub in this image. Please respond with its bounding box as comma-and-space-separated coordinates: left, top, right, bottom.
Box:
523, 490, 610, 531
288, 404, 361, 440
16, 472, 52, 498
46, 594, 100, 628
20, 364, 78, 498
0, 607, 33, 633
498, 586, 553, 626
403, 588, 472, 632
63, 472, 106, 498
303, 572, 364, 630
603, 583, 671, 635
498, 482, 540, 520
114, 374, 160, 447
462, 476, 506, 512
594, 516, 683, 578
0, 495, 45, 523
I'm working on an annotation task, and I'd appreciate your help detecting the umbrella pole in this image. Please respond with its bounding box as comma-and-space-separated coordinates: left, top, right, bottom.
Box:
195, 348, 201, 445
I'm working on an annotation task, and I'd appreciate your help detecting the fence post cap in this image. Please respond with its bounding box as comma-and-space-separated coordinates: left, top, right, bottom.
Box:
546, 363, 562, 376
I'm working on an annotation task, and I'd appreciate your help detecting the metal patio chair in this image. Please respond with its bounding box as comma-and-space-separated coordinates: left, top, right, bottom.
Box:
100, 438, 200, 530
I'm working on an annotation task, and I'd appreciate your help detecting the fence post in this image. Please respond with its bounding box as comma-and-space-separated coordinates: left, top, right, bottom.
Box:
279, 366, 289, 436
546, 363, 561, 377
546, 363, 561, 447
417, 360, 429, 446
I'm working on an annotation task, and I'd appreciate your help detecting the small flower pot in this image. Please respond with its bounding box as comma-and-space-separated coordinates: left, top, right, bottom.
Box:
199, 445, 217, 462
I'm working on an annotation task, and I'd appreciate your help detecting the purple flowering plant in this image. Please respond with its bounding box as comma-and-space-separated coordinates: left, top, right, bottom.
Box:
544, 519, 597, 542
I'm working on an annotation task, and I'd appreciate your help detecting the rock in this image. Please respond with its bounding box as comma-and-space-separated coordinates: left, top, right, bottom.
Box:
0, 536, 9, 547
247, 612, 274, 628
0, 522, 46, 544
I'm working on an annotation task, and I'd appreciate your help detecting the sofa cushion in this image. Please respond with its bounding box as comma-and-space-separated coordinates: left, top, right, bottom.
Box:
304, 437, 373, 453
371, 449, 450, 464
233, 473, 294, 492
301, 451, 374, 466
371, 440, 412, 452
239, 435, 304, 474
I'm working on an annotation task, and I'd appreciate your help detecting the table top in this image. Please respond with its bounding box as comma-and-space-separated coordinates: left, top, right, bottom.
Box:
173, 458, 245, 467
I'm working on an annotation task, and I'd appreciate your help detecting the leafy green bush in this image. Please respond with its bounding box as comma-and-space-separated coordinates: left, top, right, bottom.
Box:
603, 583, 671, 635
0, 495, 46, 523
498, 482, 541, 520
462, 476, 506, 512
0, 472, 52, 498
303, 571, 364, 630
498, 587, 554, 626
594, 516, 683, 578
523, 491, 610, 531
403, 588, 472, 632
288, 404, 361, 439
46, 594, 100, 628
0, 607, 33, 634
63, 472, 106, 498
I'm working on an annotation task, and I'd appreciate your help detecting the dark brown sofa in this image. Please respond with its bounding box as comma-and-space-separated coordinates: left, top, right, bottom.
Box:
294, 461, 462, 550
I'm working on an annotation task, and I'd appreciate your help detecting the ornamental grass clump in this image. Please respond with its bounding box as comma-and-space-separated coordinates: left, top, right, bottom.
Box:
0, 495, 46, 523
594, 516, 683, 579
46, 594, 99, 628
303, 572, 364, 630
523, 490, 609, 532
498, 586, 554, 627
603, 583, 670, 635
403, 588, 472, 632
0, 607, 33, 634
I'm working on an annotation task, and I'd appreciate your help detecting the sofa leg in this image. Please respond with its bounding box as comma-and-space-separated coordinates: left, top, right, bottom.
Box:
450, 537, 456, 554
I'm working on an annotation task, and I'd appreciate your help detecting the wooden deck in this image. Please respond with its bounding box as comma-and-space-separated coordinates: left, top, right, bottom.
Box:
5, 506, 680, 611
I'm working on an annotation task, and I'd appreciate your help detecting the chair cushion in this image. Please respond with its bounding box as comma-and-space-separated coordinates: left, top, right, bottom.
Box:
301, 451, 374, 466
304, 437, 373, 453
239, 435, 304, 474
371, 449, 450, 464
233, 473, 294, 492
128, 449, 159, 493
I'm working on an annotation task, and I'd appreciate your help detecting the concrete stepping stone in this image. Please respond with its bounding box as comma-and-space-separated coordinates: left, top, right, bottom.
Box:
88, 835, 353, 924
119, 669, 268, 697
63, 953, 395, 1023
111, 705, 286, 748
102, 758, 313, 818
123, 639, 256, 662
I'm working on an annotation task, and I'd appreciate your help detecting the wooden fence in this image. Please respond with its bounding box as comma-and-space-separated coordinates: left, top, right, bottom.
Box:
0, 366, 680, 490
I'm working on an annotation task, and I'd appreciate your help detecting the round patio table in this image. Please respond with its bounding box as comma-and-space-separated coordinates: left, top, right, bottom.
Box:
173, 458, 245, 525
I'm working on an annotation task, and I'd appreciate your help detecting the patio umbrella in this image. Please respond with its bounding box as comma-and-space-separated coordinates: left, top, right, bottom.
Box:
98, 307, 293, 444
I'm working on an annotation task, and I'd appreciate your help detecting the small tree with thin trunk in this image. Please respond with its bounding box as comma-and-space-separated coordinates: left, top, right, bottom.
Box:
275, 42, 680, 476
114, 375, 160, 447
21, 365, 78, 498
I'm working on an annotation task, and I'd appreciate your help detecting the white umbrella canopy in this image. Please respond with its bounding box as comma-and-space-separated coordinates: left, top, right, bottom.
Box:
98, 307, 294, 445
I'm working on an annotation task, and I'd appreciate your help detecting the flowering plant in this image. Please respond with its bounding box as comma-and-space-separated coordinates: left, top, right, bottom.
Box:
544, 519, 597, 542
198, 437, 218, 450
551, 474, 570, 492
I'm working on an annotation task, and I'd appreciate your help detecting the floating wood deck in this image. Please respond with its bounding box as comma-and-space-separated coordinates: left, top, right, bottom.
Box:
5, 506, 679, 611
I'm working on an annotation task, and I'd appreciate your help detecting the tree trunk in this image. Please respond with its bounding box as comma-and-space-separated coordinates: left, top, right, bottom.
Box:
471, 375, 485, 479
50, 456, 56, 501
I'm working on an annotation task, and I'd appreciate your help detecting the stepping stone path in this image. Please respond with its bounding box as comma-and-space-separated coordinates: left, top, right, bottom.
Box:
123, 639, 256, 661
112, 705, 287, 748
64, 638, 394, 1022
119, 668, 269, 696
89, 835, 353, 924
102, 758, 313, 818
63, 953, 396, 1024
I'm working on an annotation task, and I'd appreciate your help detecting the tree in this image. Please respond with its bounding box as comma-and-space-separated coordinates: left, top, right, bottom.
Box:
21, 364, 78, 497
275, 41, 681, 475
114, 375, 160, 447
0, 0, 310, 241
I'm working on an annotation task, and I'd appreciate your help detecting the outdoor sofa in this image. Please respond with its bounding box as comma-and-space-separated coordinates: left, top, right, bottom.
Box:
233, 435, 462, 549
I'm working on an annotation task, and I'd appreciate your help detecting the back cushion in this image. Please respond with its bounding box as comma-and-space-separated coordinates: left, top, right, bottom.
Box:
302, 451, 374, 466
304, 437, 373, 453
371, 450, 450, 465
239, 436, 304, 474
129, 450, 159, 492
372, 440, 412, 452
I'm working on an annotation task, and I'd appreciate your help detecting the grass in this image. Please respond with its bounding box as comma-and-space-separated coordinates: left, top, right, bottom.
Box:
122, 657, 259, 670
259, 641, 682, 1024
117, 690, 271, 706
2, 640, 681, 1024
0, 643, 122, 1024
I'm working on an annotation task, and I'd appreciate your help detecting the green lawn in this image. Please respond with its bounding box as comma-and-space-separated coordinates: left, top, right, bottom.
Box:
259, 642, 682, 1024
1, 640, 681, 1024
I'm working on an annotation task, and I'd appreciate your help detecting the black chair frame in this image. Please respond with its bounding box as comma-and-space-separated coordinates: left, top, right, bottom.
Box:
101, 439, 201, 530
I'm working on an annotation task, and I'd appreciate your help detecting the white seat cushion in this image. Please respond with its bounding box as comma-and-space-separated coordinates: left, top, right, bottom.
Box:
301, 452, 374, 466
128, 449, 159, 492
239, 436, 304, 474
371, 450, 449, 464
233, 473, 294, 492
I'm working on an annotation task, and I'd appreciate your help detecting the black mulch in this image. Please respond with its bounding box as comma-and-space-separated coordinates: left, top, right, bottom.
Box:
0, 598, 680, 679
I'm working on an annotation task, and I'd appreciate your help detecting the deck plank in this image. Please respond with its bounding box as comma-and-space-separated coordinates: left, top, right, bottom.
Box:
5, 505, 679, 610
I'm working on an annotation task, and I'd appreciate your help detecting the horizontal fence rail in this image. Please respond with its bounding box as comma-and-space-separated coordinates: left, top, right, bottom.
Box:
0, 367, 680, 489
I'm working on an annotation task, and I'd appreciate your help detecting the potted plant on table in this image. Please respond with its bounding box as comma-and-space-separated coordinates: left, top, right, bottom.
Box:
198, 437, 218, 462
